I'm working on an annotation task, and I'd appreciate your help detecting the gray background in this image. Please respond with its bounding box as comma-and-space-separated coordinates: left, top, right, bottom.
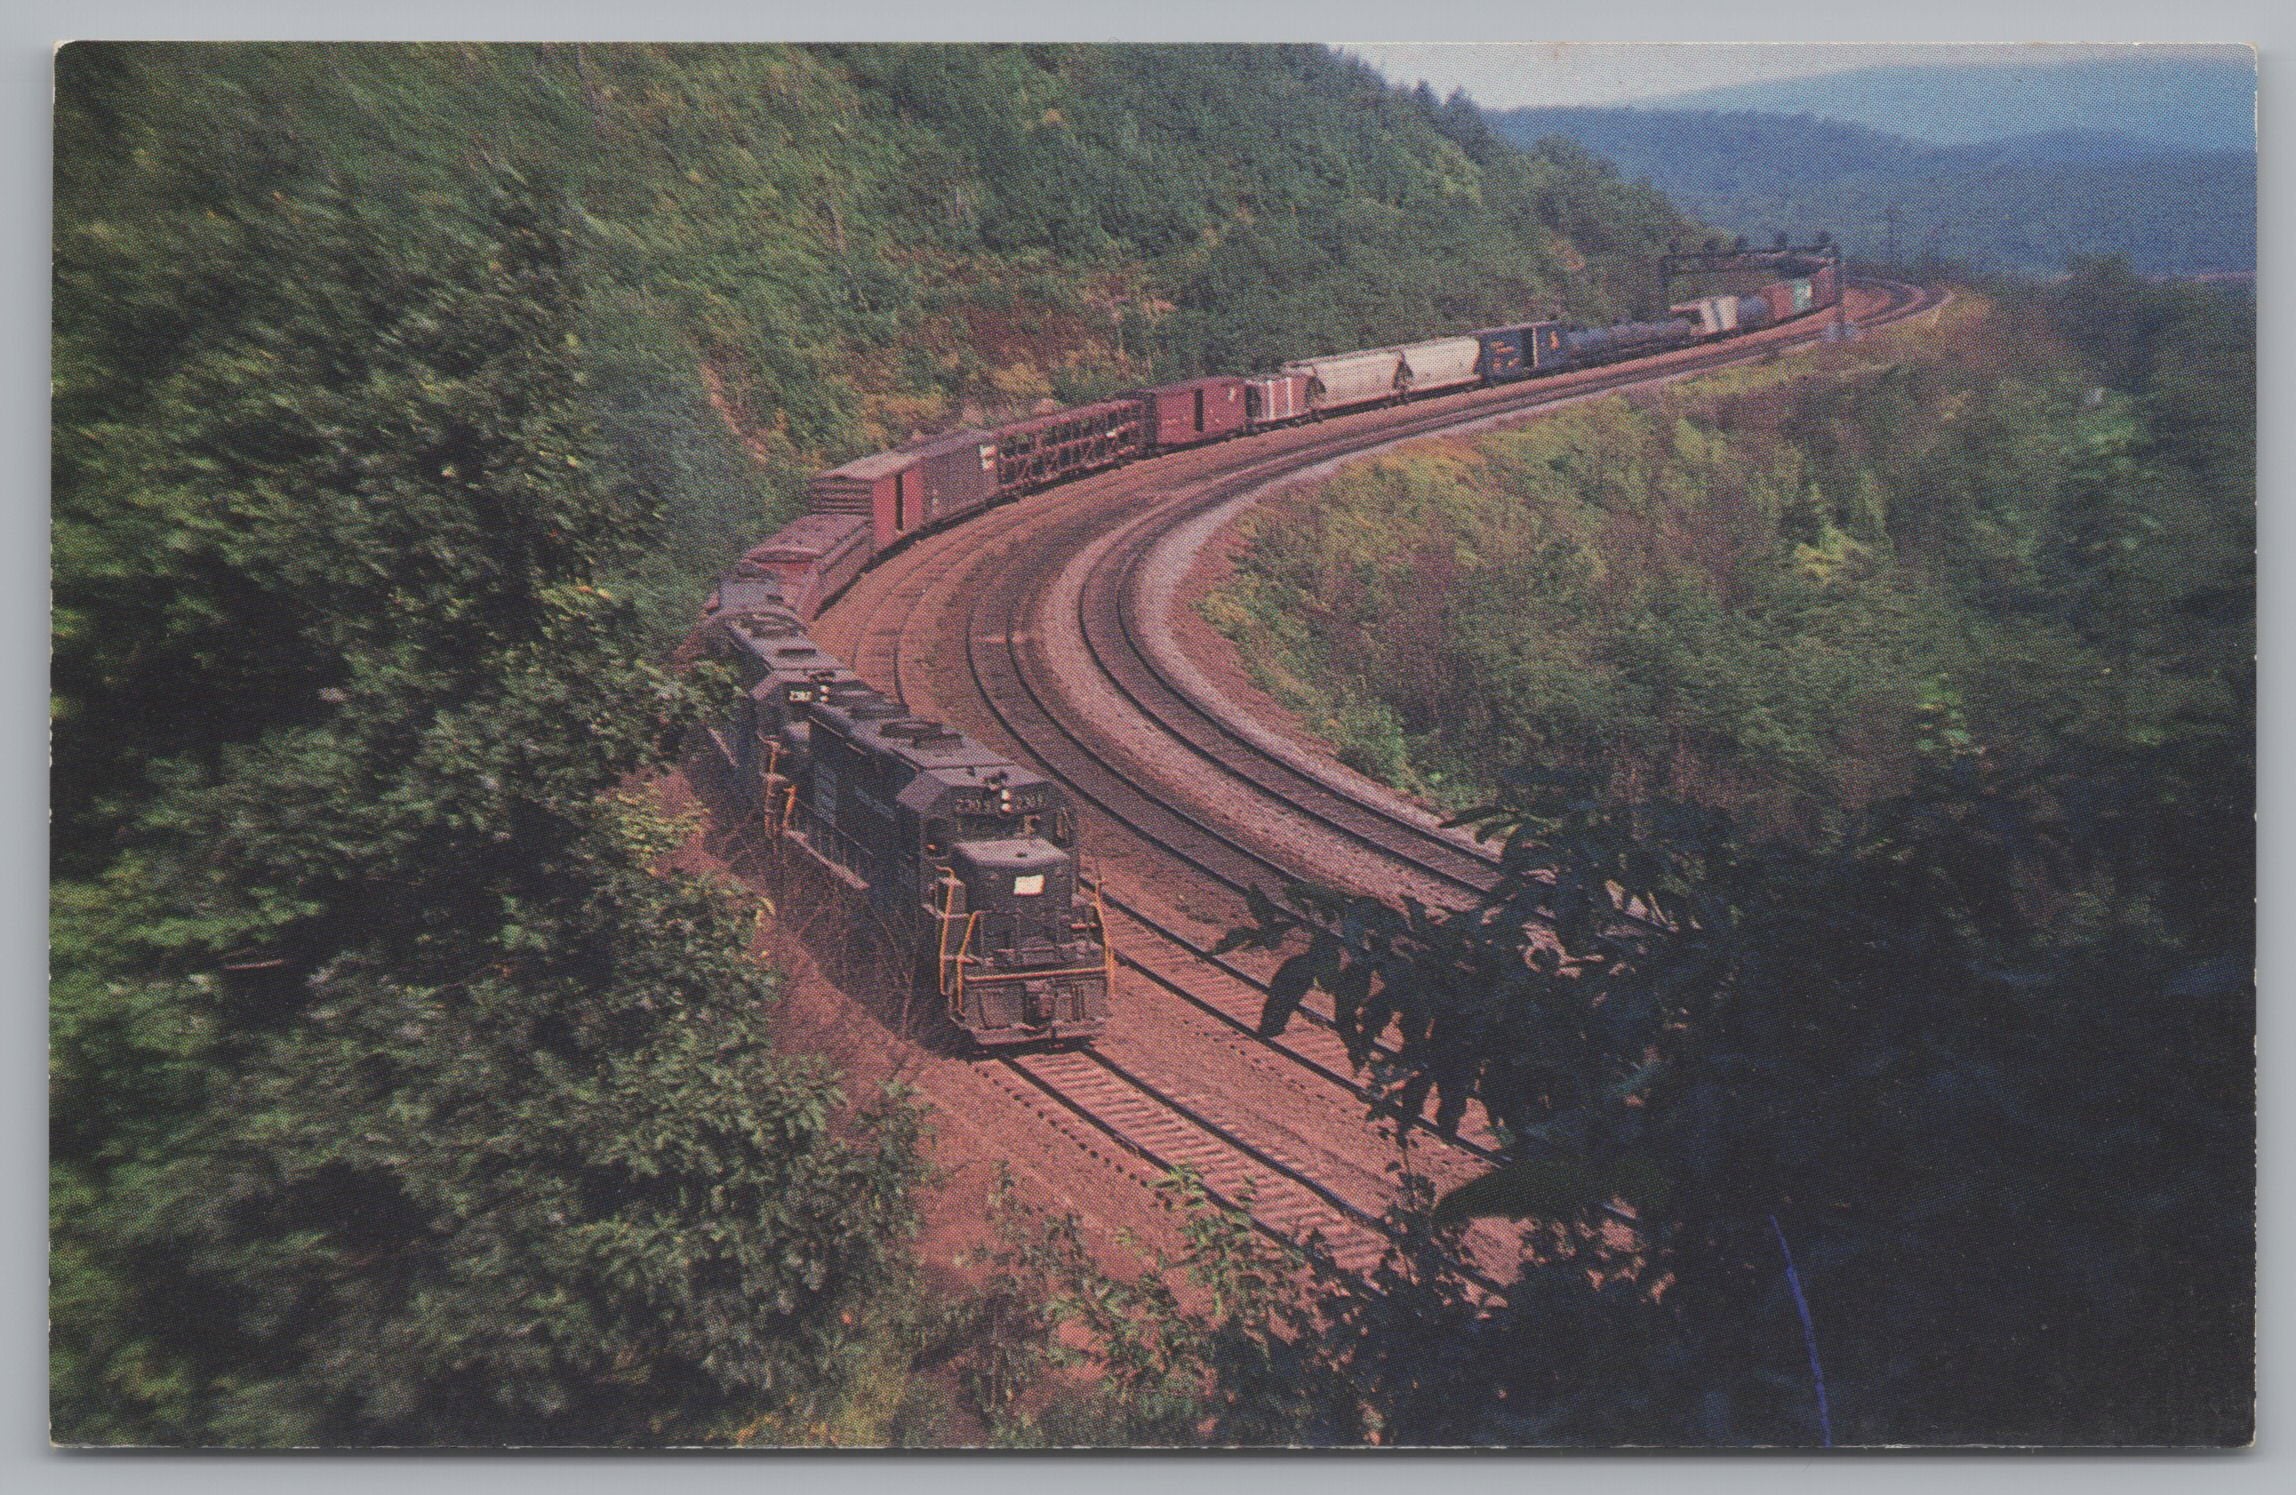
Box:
8, 0, 2284, 1487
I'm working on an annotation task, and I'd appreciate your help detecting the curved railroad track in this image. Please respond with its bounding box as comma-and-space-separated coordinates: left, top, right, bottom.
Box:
809, 278, 1947, 1287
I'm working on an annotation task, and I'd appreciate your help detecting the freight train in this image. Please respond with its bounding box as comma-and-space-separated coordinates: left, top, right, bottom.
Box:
693, 253, 1841, 1048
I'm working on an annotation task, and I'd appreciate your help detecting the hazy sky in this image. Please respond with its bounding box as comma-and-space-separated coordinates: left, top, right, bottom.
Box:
1344, 42, 2242, 111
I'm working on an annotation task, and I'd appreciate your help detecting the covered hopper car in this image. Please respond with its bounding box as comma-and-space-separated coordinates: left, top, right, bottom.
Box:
1285, 347, 1407, 415
1397, 335, 1485, 397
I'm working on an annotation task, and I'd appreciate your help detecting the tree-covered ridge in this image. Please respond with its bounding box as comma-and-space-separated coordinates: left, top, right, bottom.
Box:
1204, 265, 2253, 1443
1488, 106, 2256, 278
58, 44, 1695, 652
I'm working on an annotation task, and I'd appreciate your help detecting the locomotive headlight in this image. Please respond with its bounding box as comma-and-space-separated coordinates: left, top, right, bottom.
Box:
997, 789, 1014, 815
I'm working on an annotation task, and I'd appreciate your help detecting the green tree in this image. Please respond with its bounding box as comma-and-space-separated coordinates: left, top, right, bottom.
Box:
52, 47, 923, 1445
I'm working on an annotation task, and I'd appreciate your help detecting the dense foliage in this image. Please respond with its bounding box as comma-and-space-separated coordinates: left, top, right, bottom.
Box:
52, 45, 925, 1445
1210, 267, 2253, 1443
1489, 107, 2255, 278
1212, 280, 2251, 837
52, 40, 1705, 1449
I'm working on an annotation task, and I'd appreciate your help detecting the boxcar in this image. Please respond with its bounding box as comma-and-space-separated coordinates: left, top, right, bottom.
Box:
1285, 348, 1406, 415
1811, 263, 1839, 309
726, 512, 873, 620
1398, 335, 1485, 397
1244, 372, 1313, 429
809, 429, 999, 549
1762, 276, 1821, 324
992, 400, 1141, 494
1670, 295, 1741, 338
1133, 376, 1249, 451
809, 448, 924, 553
908, 428, 1002, 532
1476, 326, 1530, 382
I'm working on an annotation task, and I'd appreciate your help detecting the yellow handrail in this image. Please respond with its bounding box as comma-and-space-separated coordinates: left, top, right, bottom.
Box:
1089, 876, 1117, 1000
934, 881, 957, 990
946, 910, 982, 1021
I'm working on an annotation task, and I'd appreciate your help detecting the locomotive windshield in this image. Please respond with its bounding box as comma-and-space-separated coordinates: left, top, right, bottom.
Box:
927, 809, 1067, 850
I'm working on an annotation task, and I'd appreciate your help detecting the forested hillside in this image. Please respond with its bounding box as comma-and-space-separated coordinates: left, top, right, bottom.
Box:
1491, 107, 2256, 277
1206, 264, 2254, 1442
51, 43, 1697, 1446
61, 43, 1694, 656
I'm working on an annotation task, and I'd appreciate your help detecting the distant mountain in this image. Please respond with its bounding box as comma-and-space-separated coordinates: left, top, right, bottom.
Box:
1640, 54, 2255, 152
1490, 106, 2255, 278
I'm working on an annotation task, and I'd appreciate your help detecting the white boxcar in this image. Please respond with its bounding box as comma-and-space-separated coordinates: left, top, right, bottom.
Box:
1284, 348, 1406, 413
1397, 335, 1485, 395
1245, 372, 1313, 427
1669, 296, 1740, 338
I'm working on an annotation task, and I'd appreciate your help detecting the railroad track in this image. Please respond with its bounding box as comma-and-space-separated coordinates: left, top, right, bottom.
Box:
815, 279, 1945, 1288
991, 1046, 1404, 1282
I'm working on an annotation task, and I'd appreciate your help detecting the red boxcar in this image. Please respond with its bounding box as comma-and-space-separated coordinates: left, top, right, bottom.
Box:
1244, 372, 1313, 430
1132, 376, 1249, 451
909, 428, 1002, 530
729, 511, 874, 620
991, 399, 1141, 494
809, 430, 1000, 549
809, 448, 923, 552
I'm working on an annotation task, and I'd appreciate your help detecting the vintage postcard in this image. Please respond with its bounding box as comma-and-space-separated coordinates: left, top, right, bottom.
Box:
50, 40, 2255, 1448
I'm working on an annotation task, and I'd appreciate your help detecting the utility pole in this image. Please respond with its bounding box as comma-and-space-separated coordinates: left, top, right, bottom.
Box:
1831, 241, 1852, 342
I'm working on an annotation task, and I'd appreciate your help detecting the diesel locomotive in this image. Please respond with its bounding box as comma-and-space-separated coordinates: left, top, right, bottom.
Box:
697, 571, 1113, 1048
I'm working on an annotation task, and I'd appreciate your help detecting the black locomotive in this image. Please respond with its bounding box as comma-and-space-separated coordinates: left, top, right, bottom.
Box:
696, 575, 1113, 1048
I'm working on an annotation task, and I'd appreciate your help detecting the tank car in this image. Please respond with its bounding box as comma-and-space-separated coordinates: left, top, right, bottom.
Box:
1565, 316, 1700, 368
